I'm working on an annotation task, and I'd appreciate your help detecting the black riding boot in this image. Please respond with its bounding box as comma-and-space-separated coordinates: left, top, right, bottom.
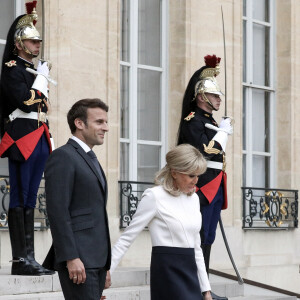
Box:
24, 208, 55, 275
201, 244, 211, 274
8, 207, 44, 275
201, 244, 228, 300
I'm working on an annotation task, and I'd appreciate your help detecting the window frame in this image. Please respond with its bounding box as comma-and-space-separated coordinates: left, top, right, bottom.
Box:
119, 0, 168, 181
242, 0, 276, 188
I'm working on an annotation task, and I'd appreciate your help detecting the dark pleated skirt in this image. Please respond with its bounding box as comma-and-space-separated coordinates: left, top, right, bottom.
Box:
150, 246, 203, 300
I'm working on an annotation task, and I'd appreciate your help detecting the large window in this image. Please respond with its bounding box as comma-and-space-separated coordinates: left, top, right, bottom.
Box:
242, 0, 275, 188
120, 0, 168, 182
0, 0, 24, 176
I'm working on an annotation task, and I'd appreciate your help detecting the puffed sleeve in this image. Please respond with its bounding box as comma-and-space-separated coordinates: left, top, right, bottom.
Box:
193, 195, 211, 292
110, 188, 157, 273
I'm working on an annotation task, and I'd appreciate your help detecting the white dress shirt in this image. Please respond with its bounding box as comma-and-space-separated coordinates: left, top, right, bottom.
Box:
71, 135, 91, 153
111, 185, 211, 292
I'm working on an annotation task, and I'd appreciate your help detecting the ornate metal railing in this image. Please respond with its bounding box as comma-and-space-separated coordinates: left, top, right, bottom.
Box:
119, 181, 153, 228
0, 176, 50, 230
242, 187, 298, 229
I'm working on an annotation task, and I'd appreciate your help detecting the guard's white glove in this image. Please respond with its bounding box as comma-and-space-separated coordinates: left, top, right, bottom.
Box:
219, 117, 233, 135
36, 61, 50, 77
32, 61, 50, 98
212, 118, 234, 152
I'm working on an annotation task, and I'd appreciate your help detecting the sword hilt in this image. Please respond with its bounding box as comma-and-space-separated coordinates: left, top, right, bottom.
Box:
26, 68, 57, 86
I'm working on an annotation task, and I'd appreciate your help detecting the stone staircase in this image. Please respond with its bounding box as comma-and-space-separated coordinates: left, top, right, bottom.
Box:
0, 267, 297, 299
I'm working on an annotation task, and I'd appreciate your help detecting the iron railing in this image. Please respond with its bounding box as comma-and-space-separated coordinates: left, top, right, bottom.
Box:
119, 181, 153, 228
242, 187, 298, 230
0, 176, 50, 230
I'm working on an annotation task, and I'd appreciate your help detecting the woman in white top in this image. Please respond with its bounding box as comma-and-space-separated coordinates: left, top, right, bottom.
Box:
107, 144, 212, 300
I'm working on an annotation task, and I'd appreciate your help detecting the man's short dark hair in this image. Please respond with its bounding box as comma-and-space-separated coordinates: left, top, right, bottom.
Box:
67, 98, 109, 134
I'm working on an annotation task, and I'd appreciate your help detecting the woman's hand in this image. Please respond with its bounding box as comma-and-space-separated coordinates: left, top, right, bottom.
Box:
203, 291, 212, 300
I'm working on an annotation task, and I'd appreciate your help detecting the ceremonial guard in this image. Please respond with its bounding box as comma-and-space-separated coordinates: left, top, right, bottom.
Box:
177, 55, 233, 300
0, 1, 54, 275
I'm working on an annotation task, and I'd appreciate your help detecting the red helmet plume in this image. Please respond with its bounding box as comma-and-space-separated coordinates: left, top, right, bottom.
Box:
204, 55, 221, 68
25, 1, 38, 25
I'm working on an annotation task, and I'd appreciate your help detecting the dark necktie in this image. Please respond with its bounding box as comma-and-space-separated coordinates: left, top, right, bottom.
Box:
87, 150, 106, 189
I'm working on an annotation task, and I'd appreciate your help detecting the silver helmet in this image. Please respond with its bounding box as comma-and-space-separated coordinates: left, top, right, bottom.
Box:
14, 1, 42, 57
194, 55, 223, 108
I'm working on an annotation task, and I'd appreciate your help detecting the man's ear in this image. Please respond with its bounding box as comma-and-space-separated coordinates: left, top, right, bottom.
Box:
74, 118, 85, 130
15, 42, 22, 51
196, 93, 204, 104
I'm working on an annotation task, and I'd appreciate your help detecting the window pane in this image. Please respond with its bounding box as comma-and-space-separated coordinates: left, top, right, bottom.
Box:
0, 158, 8, 176
137, 145, 160, 182
121, 0, 130, 62
243, 20, 247, 82
242, 154, 246, 186
243, 87, 247, 150
252, 155, 269, 188
138, 0, 161, 67
120, 66, 130, 139
252, 0, 269, 22
253, 24, 270, 86
120, 142, 129, 180
0, 44, 5, 66
0, 0, 14, 39
252, 90, 270, 152
243, 0, 246, 17
137, 69, 161, 141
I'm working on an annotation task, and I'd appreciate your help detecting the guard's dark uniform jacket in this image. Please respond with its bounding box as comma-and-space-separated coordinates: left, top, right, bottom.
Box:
179, 106, 227, 209
0, 56, 51, 161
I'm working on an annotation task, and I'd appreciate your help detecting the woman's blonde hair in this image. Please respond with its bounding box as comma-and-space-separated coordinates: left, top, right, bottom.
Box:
154, 144, 207, 196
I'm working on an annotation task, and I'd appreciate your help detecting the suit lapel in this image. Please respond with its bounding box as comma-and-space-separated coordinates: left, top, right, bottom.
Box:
67, 139, 107, 197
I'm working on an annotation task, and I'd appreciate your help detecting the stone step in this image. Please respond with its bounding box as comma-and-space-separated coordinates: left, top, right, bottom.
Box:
0, 287, 297, 300
102, 285, 150, 300
0, 292, 64, 300
0, 269, 61, 296
0, 267, 297, 300
228, 297, 297, 300
111, 267, 150, 288
209, 274, 244, 298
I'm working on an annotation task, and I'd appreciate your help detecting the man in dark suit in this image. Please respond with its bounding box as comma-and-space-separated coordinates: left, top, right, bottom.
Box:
44, 98, 111, 300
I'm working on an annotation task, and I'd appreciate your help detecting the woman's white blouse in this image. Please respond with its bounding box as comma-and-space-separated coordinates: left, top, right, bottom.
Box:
110, 185, 211, 292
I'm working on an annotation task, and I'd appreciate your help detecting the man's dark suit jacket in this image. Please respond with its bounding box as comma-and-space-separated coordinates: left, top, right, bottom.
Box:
44, 138, 111, 271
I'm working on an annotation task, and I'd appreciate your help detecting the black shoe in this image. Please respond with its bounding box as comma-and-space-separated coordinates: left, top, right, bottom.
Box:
211, 291, 228, 300
11, 257, 47, 276
28, 258, 55, 275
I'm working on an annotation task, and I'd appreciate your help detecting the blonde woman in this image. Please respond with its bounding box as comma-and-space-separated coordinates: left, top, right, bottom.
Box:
108, 144, 212, 300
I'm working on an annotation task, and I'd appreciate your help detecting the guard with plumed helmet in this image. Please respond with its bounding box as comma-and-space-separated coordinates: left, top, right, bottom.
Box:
0, 1, 54, 276
177, 55, 233, 300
